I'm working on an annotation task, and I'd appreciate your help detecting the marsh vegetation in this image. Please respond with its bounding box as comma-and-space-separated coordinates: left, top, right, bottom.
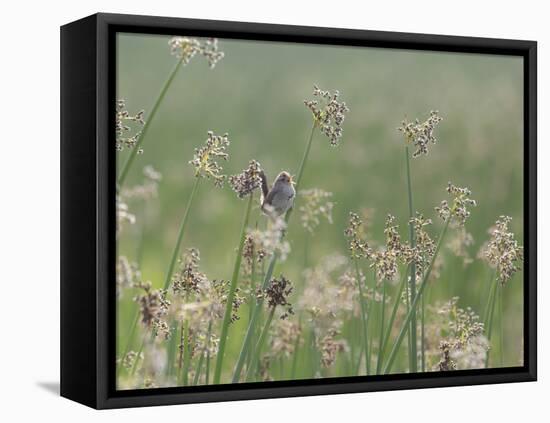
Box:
115, 35, 524, 389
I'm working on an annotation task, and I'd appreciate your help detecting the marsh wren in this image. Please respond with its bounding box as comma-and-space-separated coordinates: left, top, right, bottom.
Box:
260, 170, 296, 217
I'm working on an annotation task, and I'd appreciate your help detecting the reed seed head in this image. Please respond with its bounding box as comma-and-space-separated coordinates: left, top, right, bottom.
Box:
116, 99, 145, 152
259, 355, 273, 382
435, 182, 477, 226
299, 188, 334, 233
371, 250, 399, 283
369, 215, 407, 282
169, 37, 225, 68
262, 275, 294, 319
133, 282, 171, 327
426, 297, 488, 371
122, 165, 162, 200
406, 213, 436, 281
116, 256, 141, 298
270, 320, 302, 358
246, 216, 290, 261
172, 248, 207, 295
398, 110, 442, 158
116, 195, 135, 235
241, 233, 267, 282
228, 160, 263, 198
304, 85, 349, 146
189, 131, 230, 187
152, 319, 171, 340
447, 227, 474, 266
481, 216, 524, 285
212, 279, 245, 324
438, 341, 457, 371
118, 350, 144, 370
336, 269, 362, 311
344, 212, 372, 259
319, 328, 347, 368
451, 335, 489, 370
299, 255, 351, 319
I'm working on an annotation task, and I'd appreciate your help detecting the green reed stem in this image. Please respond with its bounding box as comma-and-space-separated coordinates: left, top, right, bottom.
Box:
310, 329, 320, 377
152, 166, 199, 351
405, 146, 417, 373
290, 328, 301, 379
294, 122, 317, 193
193, 352, 205, 386
243, 327, 254, 376
248, 252, 257, 323
349, 318, 356, 372
232, 257, 275, 382
117, 59, 183, 188
117, 310, 139, 379
177, 323, 184, 382
485, 277, 499, 367
163, 177, 200, 291
354, 259, 370, 375
193, 320, 212, 385
376, 281, 387, 374
116, 208, 151, 381
213, 193, 254, 384
404, 274, 413, 371
355, 344, 365, 375
368, 315, 374, 373
384, 220, 449, 374
232, 122, 318, 382
130, 331, 146, 377
378, 270, 408, 373
246, 307, 276, 381
136, 203, 149, 264
181, 320, 191, 386
483, 271, 497, 325
421, 292, 426, 372
499, 287, 504, 366
244, 240, 260, 371
165, 321, 180, 377
205, 351, 211, 385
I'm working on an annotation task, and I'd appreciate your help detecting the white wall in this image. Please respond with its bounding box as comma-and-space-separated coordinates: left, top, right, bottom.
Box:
1, 0, 546, 421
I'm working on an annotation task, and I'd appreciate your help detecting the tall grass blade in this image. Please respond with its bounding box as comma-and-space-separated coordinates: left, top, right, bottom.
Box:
421, 293, 425, 372
376, 281, 387, 374
354, 259, 370, 375
117, 310, 139, 379
213, 193, 254, 384
485, 278, 499, 367
118, 59, 183, 187
378, 270, 408, 371
405, 146, 417, 373
383, 220, 449, 374
246, 307, 276, 381
193, 321, 212, 385
163, 177, 201, 291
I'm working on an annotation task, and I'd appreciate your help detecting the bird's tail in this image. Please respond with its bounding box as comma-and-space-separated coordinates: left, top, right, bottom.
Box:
259, 169, 269, 199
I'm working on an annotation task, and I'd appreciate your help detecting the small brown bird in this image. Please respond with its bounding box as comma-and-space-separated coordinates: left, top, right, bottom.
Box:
260, 170, 296, 217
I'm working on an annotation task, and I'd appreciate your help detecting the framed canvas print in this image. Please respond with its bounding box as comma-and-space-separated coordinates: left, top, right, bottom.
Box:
60, 13, 537, 409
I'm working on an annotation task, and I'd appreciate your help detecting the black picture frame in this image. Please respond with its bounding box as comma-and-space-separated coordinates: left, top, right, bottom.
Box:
60, 12, 537, 409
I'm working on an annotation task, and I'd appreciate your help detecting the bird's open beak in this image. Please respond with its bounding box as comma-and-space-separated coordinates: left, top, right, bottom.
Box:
290, 176, 296, 185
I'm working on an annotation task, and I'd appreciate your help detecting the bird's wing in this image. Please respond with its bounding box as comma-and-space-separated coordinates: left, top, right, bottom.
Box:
269, 189, 294, 207
263, 187, 277, 205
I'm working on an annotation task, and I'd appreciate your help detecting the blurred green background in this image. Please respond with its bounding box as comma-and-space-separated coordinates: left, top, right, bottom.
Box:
116, 33, 524, 370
